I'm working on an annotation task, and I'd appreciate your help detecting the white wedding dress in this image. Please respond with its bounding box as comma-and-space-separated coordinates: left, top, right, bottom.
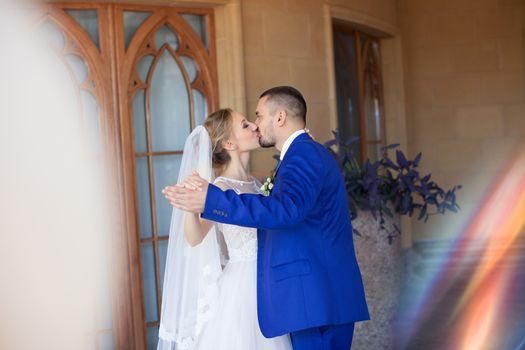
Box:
194, 176, 292, 350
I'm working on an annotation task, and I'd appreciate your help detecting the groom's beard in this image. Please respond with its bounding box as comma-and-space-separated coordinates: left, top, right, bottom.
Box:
258, 134, 275, 148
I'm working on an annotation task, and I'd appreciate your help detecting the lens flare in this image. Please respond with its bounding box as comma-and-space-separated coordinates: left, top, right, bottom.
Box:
397, 148, 525, 349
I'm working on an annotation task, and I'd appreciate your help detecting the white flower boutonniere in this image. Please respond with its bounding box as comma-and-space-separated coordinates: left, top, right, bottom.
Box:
261, 175, 274, 196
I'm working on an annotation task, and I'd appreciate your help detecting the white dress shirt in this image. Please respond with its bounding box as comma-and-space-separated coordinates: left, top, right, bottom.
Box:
280, 129, 306, 160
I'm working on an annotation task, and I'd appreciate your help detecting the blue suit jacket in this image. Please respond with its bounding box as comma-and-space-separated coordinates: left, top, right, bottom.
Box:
202, 133, 369, 337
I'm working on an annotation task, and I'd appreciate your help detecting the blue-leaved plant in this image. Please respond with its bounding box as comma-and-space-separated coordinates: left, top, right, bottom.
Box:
324, 131, 462, 243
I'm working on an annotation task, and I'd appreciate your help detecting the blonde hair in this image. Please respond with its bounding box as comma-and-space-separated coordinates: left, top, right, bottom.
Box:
204, 108, 233, 170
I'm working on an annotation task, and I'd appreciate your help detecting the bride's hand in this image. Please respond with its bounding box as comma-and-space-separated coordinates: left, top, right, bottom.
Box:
178, 171, 206, 191
162, 171, 209, 212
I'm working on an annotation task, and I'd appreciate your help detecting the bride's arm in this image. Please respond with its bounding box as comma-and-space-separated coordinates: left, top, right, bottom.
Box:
182, 181, 229, 247
183, 213, 213, 247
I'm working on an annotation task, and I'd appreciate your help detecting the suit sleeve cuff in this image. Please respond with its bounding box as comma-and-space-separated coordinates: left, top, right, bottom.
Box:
201, 183, 224, 221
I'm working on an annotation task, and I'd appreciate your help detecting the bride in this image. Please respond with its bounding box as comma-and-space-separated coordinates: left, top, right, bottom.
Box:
157, 108, 292, 350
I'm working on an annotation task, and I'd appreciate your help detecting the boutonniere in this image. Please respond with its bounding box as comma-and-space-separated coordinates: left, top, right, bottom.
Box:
261, 157, 280, 196
261, 174, 274, 196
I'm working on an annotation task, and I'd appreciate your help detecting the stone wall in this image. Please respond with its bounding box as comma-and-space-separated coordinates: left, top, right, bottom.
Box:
240, 0, 402, 176
398, 0, 525, 240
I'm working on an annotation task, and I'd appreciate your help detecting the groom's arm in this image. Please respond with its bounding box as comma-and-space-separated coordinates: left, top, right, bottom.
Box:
202, 142, 325, 230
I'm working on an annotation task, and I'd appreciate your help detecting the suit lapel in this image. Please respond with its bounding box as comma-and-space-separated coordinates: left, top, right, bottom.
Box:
275, 133, 311, 178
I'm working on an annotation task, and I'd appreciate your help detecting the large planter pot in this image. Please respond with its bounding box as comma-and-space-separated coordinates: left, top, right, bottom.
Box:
351, 210, 403, 350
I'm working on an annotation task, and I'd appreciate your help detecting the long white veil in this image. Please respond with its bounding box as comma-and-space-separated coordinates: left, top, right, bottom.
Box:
157, 126, 222, 350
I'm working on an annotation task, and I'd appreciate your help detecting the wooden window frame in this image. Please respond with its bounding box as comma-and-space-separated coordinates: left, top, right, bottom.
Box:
37, 3, 222, 349
333, 22, 387, 163
114, 5, 218, 348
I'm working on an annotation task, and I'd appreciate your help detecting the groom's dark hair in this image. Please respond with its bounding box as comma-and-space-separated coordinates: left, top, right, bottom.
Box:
260, 86, 307, 124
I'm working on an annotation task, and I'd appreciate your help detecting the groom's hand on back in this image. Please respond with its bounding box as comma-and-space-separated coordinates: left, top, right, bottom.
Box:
162, 171, 209, 213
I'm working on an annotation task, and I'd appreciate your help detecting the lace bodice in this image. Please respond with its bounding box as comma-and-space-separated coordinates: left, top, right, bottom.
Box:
213, 176, 263, 263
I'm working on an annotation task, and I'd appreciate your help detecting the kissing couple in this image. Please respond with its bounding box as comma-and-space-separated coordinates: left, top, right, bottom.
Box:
158, 86, 369, 350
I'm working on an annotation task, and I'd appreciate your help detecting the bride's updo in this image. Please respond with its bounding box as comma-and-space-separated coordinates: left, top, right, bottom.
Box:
204, 108, 233, 170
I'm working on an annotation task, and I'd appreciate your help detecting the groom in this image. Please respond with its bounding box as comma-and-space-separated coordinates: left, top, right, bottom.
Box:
165, 86, 369, 349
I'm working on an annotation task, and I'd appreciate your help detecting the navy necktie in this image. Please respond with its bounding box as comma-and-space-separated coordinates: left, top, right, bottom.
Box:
274, 159, 282, 175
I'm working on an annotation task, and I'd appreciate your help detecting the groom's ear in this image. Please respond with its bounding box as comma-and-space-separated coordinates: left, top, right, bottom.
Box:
276, 109, 287, 127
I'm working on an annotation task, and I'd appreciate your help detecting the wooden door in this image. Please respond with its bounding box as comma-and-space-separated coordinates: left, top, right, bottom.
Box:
32, 3, 218, 349
114, 5, 217, 349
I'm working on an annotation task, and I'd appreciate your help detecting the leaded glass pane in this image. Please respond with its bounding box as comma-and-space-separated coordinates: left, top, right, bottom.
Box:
364, 70, 381, 141
65, 54, 89, 84
147, 326, 159, 350
158, 239, 168, 292
154, 25, 178, 51
133, 89, 148, 153
124, 11, 151, 49
180, 55, 197, 82
153, 154, 182, 236
193, 89, 207, 126
138, 55, 155, 83
181, 14, 207, 49
333, 30, 361, 159
65, 9, 99, 48
149, 51, 190, 152
141, 243, 158, 322
135, 157, 153, 239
